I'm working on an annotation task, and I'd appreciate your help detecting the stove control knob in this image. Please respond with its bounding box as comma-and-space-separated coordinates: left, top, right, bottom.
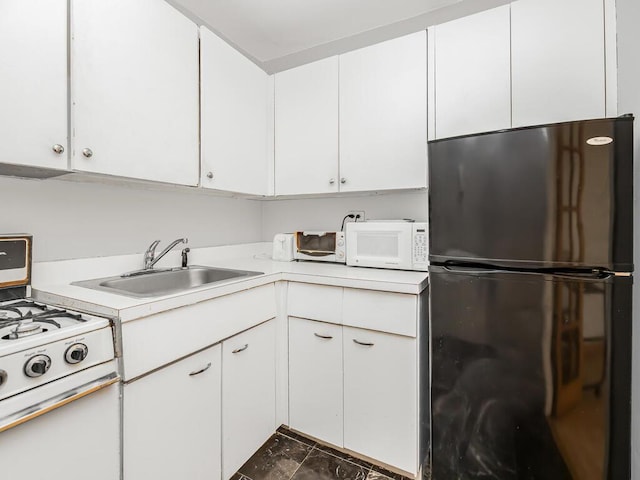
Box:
25, 355, 52, 378
0, 369, 7, 387
65, 343, 88, 364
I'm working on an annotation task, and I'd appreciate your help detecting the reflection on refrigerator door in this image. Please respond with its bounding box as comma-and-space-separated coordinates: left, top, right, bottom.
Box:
430, 267, 614, 480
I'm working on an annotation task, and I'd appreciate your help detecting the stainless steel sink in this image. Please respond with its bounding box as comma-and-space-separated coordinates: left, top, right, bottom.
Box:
72, 266, 263, 298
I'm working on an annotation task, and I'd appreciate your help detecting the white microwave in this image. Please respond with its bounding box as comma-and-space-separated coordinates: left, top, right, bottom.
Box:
345, 221, 428, 271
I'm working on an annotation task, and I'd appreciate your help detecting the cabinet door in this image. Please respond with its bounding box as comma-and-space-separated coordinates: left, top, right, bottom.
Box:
289, 317, 343, 446
124, 344, 222, 480
343, 327, 417, 474
433, 6, 511, 138
201, 27, 270, 195
0, 0, 68, 170
72, 0, 199, 185
339, 32, 427, 192
275, 57, 339, 195
511, 0, 605, 127
222, 320, 276, 479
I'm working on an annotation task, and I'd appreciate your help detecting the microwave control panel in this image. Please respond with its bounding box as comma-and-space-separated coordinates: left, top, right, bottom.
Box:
412, 225, 429, 266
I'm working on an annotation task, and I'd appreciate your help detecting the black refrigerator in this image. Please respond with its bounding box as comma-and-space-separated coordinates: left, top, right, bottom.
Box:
427, 116, 633, 480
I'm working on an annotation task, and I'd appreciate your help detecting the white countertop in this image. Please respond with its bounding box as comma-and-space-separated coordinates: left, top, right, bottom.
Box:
32, 242, 429, 322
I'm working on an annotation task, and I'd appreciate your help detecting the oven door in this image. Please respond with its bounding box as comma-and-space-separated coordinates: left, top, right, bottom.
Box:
0, 362, 120, 480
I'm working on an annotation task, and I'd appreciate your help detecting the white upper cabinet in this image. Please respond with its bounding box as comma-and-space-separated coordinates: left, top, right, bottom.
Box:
0, 0, 68, 170
432, 6, 511, 139
71, 0, 199, 185
275, 57, 339, 195
339, 32, 427, 192
201, 27, 270, 196
511, 0, 606, 127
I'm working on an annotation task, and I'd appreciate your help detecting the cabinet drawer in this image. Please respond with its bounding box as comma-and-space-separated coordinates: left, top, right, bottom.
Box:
287, 282, 342, 324
342, 288, 416, 337
122, 284, 276, 380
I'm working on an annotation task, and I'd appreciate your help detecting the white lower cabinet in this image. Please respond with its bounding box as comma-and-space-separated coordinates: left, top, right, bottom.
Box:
287, 314, 417, 475
222, 320, 276, 479
124, 344, 222, 480
343, 327, 417, 474
288, 317, 343, 446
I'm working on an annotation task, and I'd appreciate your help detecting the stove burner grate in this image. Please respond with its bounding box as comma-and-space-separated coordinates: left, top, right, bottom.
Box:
0, 300, 88, 341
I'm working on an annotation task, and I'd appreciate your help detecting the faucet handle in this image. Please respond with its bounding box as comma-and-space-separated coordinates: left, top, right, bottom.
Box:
144, 240, 161, 268
145, 240, 161, 257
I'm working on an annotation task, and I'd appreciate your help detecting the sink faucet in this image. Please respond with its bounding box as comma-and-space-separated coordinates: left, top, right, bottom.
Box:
144, 238, 188, 270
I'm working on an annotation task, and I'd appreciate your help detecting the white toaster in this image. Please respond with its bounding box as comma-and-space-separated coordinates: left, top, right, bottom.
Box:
272, 233, 295, 261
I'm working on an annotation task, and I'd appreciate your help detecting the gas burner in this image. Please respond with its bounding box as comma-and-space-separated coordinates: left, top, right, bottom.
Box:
3, 320, 49, 340
0, 299, 92, 343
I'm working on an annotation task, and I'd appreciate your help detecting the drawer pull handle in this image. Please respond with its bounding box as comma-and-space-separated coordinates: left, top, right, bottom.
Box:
189, 362, 211, 376
232, 344, 249, 354
353, 339, 374, 347
314, 333, 333, 340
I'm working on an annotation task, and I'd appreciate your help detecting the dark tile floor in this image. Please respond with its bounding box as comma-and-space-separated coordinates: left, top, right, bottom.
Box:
232, 426, 413, 480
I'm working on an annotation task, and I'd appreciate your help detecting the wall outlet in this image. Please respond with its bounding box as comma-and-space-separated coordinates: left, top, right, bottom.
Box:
347, 210, 366, 222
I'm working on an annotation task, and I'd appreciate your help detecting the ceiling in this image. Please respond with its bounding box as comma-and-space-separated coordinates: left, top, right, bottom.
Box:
168, 0, 511, 72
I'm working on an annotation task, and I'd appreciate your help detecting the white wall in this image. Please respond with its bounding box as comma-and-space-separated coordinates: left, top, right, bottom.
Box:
616, 0, 640, 476
0, 176, 262, 262
261, 190, 428, 239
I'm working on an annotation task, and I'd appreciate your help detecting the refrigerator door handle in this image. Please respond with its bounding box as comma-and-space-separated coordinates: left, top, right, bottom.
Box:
441, 262, 617, 281
442, 264, 502, 274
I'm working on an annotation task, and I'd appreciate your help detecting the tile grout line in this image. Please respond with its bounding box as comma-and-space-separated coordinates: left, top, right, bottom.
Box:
287, 442, 315, 480
279, 430, 397, 479
248, 430, 405, 480
310, 445, 373, 474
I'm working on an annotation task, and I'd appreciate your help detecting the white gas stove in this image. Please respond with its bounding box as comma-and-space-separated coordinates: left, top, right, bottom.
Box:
0, 298, 115, 402
0, 235, 120, 480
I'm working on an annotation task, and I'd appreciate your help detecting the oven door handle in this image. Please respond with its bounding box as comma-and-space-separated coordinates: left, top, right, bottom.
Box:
0, 372, 119, 433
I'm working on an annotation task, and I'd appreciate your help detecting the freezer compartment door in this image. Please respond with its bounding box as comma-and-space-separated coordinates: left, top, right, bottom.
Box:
428, 117, 633, 270
429, 265, 631, 480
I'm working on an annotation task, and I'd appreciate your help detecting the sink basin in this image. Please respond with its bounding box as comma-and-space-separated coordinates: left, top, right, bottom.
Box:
72, 266, 263, 298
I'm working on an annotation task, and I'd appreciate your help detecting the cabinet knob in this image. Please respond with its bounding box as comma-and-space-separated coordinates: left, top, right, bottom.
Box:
340, 178, 347, 184
207, 171, 214, 179
52, 144, 64, 155
329, 178, 335, 185
82, 148, 93, 158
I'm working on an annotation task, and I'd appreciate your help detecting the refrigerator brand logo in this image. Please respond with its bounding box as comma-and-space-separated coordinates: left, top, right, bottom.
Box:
586, 136, 613, 146
0, 252, 6, 256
